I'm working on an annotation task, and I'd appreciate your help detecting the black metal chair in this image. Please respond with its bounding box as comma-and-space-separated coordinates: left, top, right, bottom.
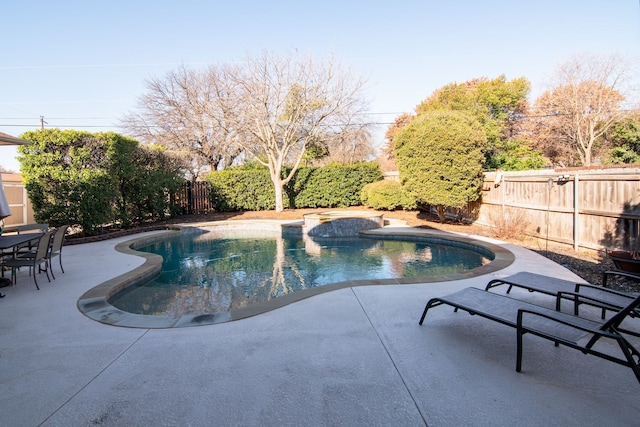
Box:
17, 224, 49, 234
14, 223, 49, 254
3, 230, 54, 290
48, 225, 69, 279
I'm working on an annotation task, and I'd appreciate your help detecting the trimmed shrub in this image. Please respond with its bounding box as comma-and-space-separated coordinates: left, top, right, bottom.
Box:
288, 162, 382, 208
360, 180, 417, 210
208, 168, 276, 211
207, 162, 382, 211
395, 110, 486, 221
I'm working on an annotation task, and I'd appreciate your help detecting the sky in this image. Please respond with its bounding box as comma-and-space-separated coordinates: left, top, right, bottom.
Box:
1, 0, 639, 172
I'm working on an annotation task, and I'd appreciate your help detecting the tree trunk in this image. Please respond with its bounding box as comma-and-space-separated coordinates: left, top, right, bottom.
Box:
274, 179, 284, 212
584, 146, 592, 167
436, 205, 447, 222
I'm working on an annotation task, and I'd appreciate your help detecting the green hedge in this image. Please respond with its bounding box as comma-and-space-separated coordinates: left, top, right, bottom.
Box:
360, 180, 417, 210
207, 162, 382, 211
208, 168, 276, 211
287, 162, 382, 208
18, 129, 183, 235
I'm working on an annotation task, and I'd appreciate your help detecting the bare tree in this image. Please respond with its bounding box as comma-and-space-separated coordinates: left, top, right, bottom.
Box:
377, 112, 414, 172
310, 127, 374, 166
121, 65, 242, 179
122, 53, 370, 207
529, 54, 634, 167
226, 51, 370, 212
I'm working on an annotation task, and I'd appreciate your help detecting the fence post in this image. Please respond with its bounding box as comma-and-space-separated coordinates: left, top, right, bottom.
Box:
500, 173, 505, 220
573, 174, 579, 251
187, 181, 193, 215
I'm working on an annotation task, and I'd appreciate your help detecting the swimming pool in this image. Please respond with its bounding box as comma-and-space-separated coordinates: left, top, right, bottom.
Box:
77, 221, 515, 328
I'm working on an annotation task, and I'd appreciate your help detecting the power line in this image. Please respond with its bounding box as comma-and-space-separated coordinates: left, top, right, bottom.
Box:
0, 62, 209, 71
0, 117, 116, 120
0, 123, 396, 129
2, 108, 639, 131
0, 124, 121, 128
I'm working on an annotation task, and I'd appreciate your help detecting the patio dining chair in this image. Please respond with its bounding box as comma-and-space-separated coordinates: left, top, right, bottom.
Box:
17, 224, 49, 234
48, 225, 69, 279
15, 223, 49, 253
3, 230, 54, 290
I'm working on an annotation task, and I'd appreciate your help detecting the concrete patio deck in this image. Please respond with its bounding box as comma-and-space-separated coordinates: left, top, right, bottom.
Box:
0, 227, 638, 426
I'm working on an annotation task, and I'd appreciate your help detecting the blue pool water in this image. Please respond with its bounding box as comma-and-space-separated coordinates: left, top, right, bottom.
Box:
108, 230, 492, 317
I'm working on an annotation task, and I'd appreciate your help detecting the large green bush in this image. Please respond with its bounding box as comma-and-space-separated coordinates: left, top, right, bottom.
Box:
395, 110, 486, 221
109, 140, 184, 226
207, 162, 382, 211
360, 180, 417, 210
18, 129, 183, 235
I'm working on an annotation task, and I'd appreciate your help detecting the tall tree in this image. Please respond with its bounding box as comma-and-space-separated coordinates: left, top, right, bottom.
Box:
416, 76, 530, 144
123, 54, 371, 207
602, 113, 640, 164
394, 110, 486, 222
121, 65, 243, 179
311, 127, 374, 166
408, 75, 534, 170
528, 54, 633, 167
224, 51, 370, 212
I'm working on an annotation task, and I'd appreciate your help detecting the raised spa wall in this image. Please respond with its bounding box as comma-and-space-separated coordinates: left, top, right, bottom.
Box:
294, 211, 385, 237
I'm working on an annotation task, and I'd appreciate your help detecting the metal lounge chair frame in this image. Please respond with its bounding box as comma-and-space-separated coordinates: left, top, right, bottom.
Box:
419, 287, 640, 383
602, 268, 640, 287
485, 272, 638, 319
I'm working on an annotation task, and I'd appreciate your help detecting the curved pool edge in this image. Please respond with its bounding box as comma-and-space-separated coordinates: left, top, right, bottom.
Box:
76, 222, 515, 329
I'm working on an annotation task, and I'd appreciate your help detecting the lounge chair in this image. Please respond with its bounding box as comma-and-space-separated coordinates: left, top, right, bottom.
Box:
419, 287, 640, 383
485, 272, 637, 319
3, 230, 54, 290
602, 269, 640, 287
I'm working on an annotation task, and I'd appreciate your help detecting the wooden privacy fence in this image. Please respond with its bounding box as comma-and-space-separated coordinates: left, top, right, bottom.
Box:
175, 181, 213, 215
475, 167, 640, 252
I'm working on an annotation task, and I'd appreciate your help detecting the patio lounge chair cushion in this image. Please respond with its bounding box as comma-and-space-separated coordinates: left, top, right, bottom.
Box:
419, 287, 640, 383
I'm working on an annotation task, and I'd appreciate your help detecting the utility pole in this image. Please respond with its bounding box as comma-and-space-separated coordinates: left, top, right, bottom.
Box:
40, 116, 47, 129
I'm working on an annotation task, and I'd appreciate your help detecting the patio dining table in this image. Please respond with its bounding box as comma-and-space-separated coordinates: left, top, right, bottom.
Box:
0, 233, 43, 251
0, 233, 44, 296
